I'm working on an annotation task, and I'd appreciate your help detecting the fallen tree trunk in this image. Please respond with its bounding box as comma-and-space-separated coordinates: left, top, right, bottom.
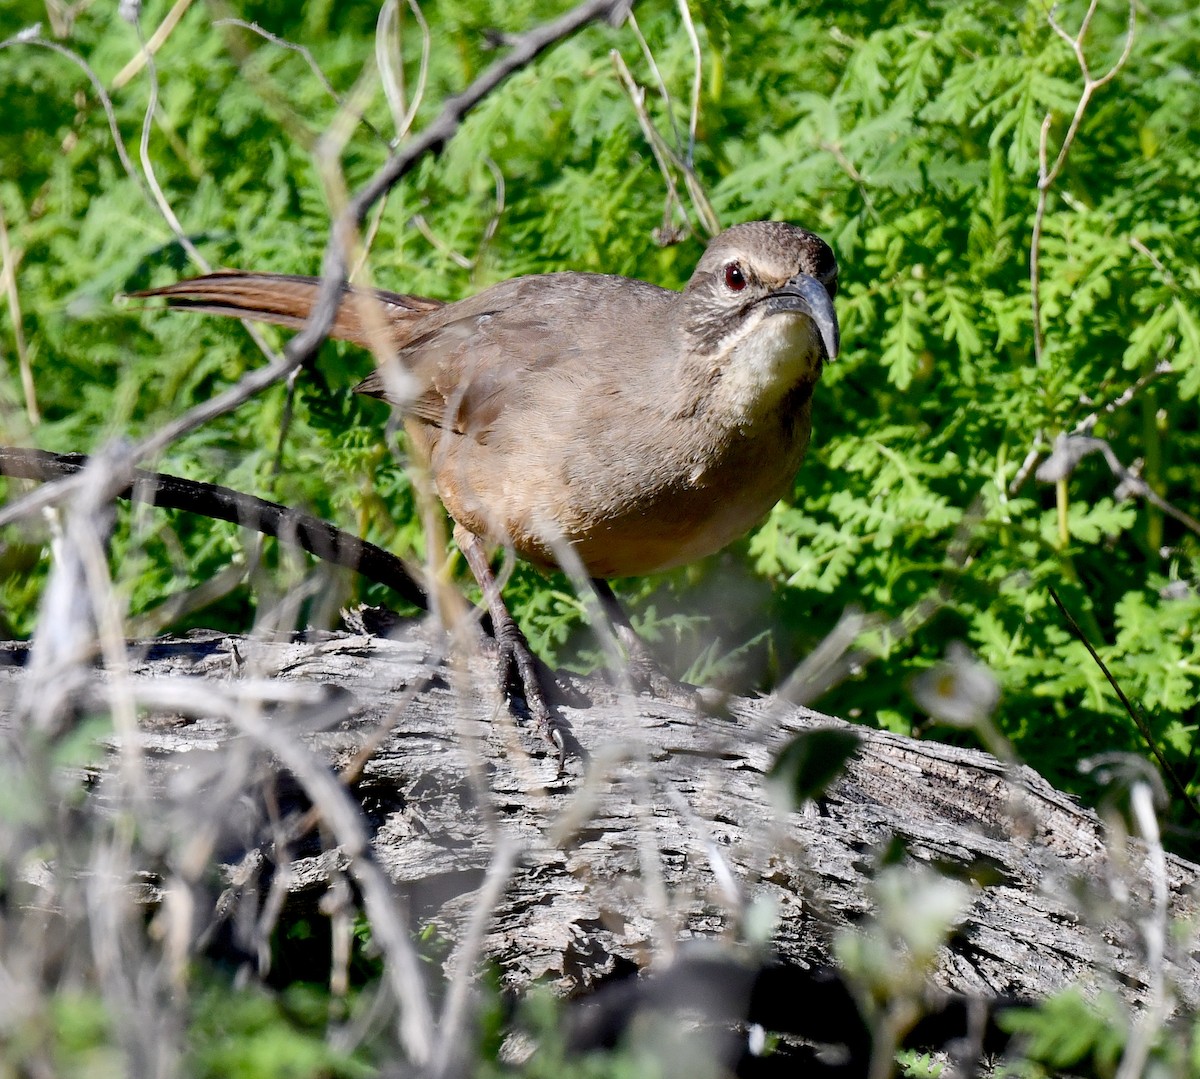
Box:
2, 621, 1196, 1016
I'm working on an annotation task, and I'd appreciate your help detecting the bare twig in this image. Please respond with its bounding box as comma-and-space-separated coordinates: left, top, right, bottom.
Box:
0, 31, 144, 201
409, 214, 476, 270
228, 690, 439, 1065
1034, 432, 1200, 537
376, 0, 432, 145
1114, 778, 1170, 1079
1128, 234, 1174, 285
614, 3, 719, 238
111, 0, 195, 90
1071, 358, 1173, 426
347, 0, 631, 229
127, 15, 293, 421
1047, 586, 1200, 821
216, 18, 390, 146
431, 839, 520, 1078
133, 559, 249, 636
1028, 0, 1137, 549
774, 606, 870, 709
132, 17, 205, 270
2, 20, 292, 487
820, 139, 875, 215
1009, 440, 1045, 496
476, 156, 507, 276
359, 0, 433, 271
627, 11, 685, 153
1030, 0, 1137, 365
611, 49, 689, 234
676, 0, 702, 168
0, 447, 427, 610
409, 160, 512, 275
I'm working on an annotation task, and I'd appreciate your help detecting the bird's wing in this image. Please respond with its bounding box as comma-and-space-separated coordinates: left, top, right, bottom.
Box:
135, 269, 678, 442
355, 273, 678, 439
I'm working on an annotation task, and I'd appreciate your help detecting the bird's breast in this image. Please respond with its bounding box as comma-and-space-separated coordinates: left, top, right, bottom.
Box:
423, 340, 818, 579
483, 391, 814, 578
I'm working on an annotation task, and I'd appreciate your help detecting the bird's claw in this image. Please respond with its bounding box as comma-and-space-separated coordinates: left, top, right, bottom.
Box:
490, 618, 573, 772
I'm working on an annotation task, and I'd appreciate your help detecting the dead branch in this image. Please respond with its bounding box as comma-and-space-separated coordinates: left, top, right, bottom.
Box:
0, 446, 426, 611
6, 621, 1197, 1018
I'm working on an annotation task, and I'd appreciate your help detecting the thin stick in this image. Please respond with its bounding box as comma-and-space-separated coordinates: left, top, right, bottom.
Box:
0, 447, 427, 610
627, 11, 684, 152
1114, 780, 1169, 1079
129, 15, 291, 401
1046, 586, 1200, 821
231, 696, 438, 1065
611, 50, 687, 229
430, 839, 520, 1078
0, 32, 144, 201
375, 0, 431, 145
217, 18, 390, 146
110, 0, 196, 90
676, 0, 701, 167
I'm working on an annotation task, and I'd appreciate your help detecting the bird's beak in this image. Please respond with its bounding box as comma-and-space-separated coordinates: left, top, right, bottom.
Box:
764, 273, 840, 361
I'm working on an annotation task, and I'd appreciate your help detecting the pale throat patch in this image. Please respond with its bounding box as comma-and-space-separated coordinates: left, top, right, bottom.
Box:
716, 312, 823, 421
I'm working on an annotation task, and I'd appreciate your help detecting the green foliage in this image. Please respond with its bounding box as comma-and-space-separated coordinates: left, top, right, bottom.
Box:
41, 993, 123, 1079
895, 1049, 945, 1078
0, 980, 375, 1079
996, 987, 1200, 1077
6, 7, 1199, 1078
2, 0, 1199, 841
187, 982, 375, 1079
998, 990, 1128, 1077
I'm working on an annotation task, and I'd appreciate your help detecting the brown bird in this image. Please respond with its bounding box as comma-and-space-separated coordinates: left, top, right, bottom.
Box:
133, 221, 839, 762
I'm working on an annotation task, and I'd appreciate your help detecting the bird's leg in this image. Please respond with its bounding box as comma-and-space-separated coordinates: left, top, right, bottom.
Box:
455, 524, 567, 767
590, 579, 697, 706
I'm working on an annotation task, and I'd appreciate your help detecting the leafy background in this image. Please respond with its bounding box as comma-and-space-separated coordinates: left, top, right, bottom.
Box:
3, 0, 1199, 842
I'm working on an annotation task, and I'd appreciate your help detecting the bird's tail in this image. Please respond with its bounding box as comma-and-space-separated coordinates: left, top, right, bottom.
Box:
129, 270, 443, 352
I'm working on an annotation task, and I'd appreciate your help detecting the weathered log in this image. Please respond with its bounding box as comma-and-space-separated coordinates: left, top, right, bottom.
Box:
1, 621, 1196, 1017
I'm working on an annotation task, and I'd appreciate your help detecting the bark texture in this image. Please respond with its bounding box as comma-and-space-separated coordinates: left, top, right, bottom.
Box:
2, 622, 1196, 1013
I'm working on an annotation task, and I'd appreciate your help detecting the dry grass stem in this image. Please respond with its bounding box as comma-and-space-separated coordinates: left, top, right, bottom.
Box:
110, 0, 195, 90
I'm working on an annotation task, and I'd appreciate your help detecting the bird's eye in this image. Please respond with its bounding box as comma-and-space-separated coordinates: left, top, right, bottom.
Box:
724, 262, 747, 291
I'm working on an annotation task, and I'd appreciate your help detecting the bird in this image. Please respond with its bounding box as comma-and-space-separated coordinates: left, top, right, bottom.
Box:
133, 221, 839, 764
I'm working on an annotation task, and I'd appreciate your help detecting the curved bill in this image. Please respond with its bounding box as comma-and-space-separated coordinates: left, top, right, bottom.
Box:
763, 273, 840, 361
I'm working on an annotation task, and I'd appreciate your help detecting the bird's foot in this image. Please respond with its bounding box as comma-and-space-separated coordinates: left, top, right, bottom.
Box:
589, 579, 699, 709
487, 614, 576, 773
458, 525, 579, 772
628, 656, 700, 708
618, 638, 700, 709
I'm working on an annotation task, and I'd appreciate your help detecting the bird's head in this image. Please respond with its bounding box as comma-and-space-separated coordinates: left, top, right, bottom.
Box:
679, 221, 839, 414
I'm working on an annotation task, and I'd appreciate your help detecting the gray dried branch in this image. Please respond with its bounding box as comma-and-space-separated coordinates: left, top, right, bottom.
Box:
6, 626, 1197, 1015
